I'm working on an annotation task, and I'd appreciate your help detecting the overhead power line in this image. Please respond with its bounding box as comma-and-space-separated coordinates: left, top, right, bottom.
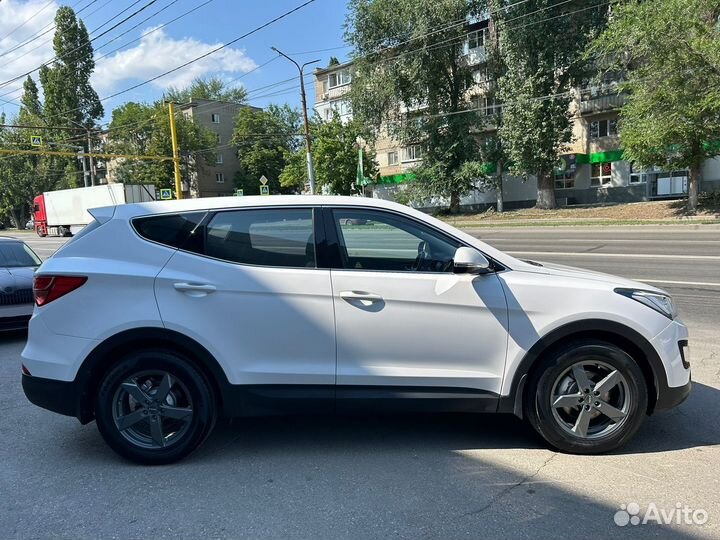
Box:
0, 0, 55, 43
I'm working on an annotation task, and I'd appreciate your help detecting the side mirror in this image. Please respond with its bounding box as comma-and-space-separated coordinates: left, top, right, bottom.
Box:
453, 247, 491, 274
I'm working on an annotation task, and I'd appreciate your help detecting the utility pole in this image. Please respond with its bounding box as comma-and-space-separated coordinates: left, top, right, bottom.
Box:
77, 147, 89, 187
166, 101, 183, 200
271, 46, 320, 194
86, 130, 96, 186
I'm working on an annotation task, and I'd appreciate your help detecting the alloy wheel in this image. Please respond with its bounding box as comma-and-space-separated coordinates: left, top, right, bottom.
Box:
550, 360, 631, 439
111, 371, 194, 449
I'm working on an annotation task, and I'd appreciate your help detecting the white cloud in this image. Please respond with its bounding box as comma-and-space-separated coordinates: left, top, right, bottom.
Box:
0, 0, 58, 107
92, 26, 258, 97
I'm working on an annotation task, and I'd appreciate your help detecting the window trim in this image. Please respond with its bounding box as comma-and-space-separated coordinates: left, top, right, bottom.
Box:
321, 206, 504, 275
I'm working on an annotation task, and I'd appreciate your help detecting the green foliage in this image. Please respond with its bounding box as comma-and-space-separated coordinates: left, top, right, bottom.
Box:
232, 104, 302, 195
39, 6, 103, 127
279, 114, 377, 195
491, 0, 608, 209
345, 0, 485, 212
166, 76, 248, 104
106, 101, 216, 190
590, 0, 720, 211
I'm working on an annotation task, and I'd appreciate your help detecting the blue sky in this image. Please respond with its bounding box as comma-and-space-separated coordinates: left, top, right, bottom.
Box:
0, 0, 351, 123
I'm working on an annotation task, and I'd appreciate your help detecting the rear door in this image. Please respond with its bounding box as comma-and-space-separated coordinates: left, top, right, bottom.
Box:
153, 206, 336, 389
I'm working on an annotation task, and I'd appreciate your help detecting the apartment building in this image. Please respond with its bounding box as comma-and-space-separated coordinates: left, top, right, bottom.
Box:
179, 98, 260, 198
313, 21, 720, 209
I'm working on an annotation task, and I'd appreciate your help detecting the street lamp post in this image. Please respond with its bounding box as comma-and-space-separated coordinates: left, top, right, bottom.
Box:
271, 46, 320, 195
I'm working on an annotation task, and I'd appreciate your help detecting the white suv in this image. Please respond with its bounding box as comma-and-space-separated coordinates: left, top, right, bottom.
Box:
21, 196, 691, 464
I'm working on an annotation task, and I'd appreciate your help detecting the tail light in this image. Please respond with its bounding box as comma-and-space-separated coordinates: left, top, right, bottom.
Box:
33, 275, 87, 306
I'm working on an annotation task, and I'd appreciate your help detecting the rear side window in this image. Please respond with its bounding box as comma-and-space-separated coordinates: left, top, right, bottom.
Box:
204, 208, 315, 268
134, 212, 206, 250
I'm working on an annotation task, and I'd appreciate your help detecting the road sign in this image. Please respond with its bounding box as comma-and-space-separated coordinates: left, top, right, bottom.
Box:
30, 135, 42, 146
235, 189, 244, 197
160, 188, 172, 200
259, 175, 268, 185
260, 185, 269, 196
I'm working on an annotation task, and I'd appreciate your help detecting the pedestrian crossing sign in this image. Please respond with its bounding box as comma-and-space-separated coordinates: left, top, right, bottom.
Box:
31, 135, 42, 146
160, 188, 172, 200
260, 185, 269, 196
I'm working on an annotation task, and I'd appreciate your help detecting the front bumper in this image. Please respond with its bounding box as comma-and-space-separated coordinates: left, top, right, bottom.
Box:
650, 319, 692, 411
22, 373, 79, 418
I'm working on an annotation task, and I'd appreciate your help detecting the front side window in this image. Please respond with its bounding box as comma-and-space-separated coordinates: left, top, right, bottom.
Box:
332, 209, 460, 273
204, 209, 315, 268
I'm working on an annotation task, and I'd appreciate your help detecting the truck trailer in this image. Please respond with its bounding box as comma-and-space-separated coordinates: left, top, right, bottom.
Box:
32, 184, 156, 237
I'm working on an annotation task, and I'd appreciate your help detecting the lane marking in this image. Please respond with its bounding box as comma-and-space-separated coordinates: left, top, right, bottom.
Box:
631, 279, 720, 288
507, 251, 720, 261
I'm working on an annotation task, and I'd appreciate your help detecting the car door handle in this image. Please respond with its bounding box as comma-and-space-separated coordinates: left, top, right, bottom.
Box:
339, 290, 383, 303
173, 282, 217, 296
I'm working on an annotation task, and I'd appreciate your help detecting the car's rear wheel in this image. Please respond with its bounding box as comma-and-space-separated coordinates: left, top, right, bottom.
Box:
95, 350, 216, 464
525, 341, 648, 454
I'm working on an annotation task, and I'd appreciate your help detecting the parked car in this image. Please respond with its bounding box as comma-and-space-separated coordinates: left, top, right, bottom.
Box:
25, 219, 34, 231
21, 196, 691, 464
0, 238, 41, 331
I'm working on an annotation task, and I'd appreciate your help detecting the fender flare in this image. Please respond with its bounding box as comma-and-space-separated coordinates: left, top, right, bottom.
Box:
498, 319, 668, 417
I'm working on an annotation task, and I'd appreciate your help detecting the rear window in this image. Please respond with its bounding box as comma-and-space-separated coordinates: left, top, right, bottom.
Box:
0, 242, 41, 267
133, 212, 206, 250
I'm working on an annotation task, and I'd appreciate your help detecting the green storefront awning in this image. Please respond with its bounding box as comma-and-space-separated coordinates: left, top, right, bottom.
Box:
376, 173, 417, 185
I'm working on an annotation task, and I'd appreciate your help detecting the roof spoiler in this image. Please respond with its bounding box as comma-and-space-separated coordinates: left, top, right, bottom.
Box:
88, 205, 116, 224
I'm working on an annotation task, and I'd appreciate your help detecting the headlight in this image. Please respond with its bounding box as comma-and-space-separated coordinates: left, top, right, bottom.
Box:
615, 288, 677, 319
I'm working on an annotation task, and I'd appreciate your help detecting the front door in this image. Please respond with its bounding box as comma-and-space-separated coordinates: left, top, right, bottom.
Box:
326, 207, 509, 397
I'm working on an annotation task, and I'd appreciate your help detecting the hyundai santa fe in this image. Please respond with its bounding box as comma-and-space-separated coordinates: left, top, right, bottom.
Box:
21, 196, 691, 464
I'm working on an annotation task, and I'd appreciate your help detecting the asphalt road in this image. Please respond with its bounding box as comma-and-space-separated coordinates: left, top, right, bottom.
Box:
1, 226, 719, 540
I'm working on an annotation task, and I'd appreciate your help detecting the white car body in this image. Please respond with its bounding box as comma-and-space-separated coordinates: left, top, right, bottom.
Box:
21, 196, 691, 459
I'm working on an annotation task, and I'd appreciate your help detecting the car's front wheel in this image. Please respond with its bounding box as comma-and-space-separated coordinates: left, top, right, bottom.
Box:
526, 341, 648, 454
95, 350, 216, 464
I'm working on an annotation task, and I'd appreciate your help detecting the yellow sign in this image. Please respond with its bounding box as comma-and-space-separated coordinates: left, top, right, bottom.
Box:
160, 188, 172, 200
260, 185, 269, 196
30, 135, 42, 146
259, 175, 268, 185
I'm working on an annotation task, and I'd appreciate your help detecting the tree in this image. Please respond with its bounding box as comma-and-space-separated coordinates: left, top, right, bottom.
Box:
589, 0, 720, 212
38, 6, 103, 189
280, 114, 378, 194
20, 76, 42, 117
345, 0, 486, 213
490, 0, 608, 209
232, 105, 302, 195
106, 101, 216, 190
39, 6, 103, 127
166, 76, 248, 104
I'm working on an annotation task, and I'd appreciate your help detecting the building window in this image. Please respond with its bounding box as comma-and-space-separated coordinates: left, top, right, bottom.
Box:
215, 133, 222, 143
211, 113, 221, 124
183, 111, 191, 120
555, 178, 575, 189
401, 145, 423, 162
467, 28, 489, 50
591, 162, 613, 187
387, 151, 399, 166
216, 153, 223, 165
472, 67, 488, 84
630, 162, 647, 184
215, 173, 225, 183
328, 69, 351, 89
590, 118, 618, 139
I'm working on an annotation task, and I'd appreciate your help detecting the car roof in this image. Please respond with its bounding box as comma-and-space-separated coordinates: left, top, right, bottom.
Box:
91, 195, 413, 220
0, 236, 22, 242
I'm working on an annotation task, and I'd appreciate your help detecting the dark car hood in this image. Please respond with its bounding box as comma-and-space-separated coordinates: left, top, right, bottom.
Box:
0, 266, 36, 292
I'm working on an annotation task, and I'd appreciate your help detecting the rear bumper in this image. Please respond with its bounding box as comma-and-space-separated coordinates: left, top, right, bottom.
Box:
22, 373, 79, 419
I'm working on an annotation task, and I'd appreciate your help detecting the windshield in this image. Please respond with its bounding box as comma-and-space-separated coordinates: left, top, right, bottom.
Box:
0, 242, 42, 267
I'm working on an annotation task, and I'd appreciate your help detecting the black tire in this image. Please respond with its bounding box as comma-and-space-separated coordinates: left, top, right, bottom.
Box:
95, 349, 216, 465
525, 340, 648, 454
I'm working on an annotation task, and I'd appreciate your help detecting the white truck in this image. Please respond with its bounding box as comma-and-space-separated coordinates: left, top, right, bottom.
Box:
32, 184, 156, 237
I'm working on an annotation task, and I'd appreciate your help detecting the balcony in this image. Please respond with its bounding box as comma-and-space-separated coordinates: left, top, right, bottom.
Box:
579, 91, 627, 115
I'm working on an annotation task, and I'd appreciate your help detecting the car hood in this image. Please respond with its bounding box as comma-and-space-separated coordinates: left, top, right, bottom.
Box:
520, 260, 667, 294
0, 266, 36, 290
